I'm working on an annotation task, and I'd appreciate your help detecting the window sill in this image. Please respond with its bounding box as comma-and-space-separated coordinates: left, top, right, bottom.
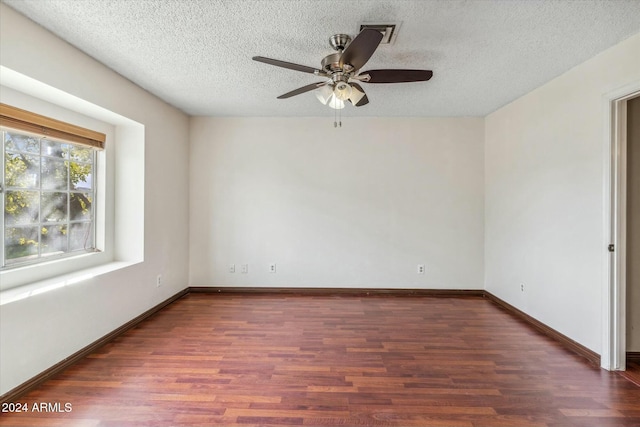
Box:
0, 261, 137, 306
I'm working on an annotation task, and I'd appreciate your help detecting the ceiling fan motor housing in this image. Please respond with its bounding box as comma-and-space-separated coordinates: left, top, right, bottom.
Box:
321, 52, 343, 73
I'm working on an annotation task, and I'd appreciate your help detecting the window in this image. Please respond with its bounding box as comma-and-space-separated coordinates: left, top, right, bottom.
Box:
0, 103, 105, 269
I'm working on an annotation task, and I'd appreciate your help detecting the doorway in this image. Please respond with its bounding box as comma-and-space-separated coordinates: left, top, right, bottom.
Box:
626, 95, 640, 368
603, 83, 640, 371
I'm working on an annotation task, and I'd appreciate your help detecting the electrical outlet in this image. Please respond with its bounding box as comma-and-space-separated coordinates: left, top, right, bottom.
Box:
417, 264, 425, 274
269, 263, 277, 273
156, 274, 162, 287
241, 264, 248, 274
229, 264, 236, 273
521, 284, 525, 292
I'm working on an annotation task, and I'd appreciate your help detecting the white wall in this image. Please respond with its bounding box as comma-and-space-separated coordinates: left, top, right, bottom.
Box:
485, 33, 640, 354
627, 96, 640, 352
0, 4, 190, 395
190, 117, 485, 290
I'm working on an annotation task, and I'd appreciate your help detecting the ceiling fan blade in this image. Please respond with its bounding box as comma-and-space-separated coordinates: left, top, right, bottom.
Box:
363, 69, 433, 83
277, 81, 329, 99
253, 56, 320, 74
348, 83, 369, 107
339, 29, 383, 70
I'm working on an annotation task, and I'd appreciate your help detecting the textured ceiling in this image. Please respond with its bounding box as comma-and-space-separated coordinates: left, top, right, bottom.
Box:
3, 0, 640, 117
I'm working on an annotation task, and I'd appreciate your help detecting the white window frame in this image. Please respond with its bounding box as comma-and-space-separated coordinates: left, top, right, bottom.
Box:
1, 130, 99, 269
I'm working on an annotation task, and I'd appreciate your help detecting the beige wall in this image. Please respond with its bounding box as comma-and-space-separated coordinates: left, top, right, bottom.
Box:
0, 4, 190, 395
189, 117, 485, 290
627, 96, 640, 352
485, 33, 640, 354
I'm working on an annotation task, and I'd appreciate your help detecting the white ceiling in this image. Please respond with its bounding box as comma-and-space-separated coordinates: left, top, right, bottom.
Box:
3, 0, 640, 117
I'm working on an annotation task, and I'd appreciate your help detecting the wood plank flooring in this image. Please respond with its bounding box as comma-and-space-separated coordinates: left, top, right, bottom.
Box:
621, 361, 640, 388
1, 293, 639, 426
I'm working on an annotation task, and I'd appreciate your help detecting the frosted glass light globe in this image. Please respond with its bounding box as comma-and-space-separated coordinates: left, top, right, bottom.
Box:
333, 82, 352, 101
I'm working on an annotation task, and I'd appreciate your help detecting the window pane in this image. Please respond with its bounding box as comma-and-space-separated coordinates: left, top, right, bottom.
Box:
5, 190, 39, 225
69, 222, 93, 251
2, 129, 97, 267
5, 132, 39, 153
70, 193, 92, 221
70, 145, 92, 162
41, 158, 68, 190
41, 192, 68, 223
41, 224, 68, 256
70, 162, 92, 191
41, 140, 68, 158
5, 152, 39, 188
5, 226, 39, 262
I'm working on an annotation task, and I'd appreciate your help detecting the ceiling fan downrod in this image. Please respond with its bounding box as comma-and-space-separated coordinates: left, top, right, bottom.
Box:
329, 34, 351, 52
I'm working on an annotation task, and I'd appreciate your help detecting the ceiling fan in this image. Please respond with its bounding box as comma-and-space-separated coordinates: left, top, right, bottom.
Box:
252, 29, 433, 109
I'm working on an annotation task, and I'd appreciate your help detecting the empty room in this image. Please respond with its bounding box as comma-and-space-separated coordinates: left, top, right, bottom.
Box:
1, 0, 640, 426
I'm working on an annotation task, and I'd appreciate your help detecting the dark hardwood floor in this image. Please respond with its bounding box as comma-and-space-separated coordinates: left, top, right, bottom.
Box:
1, 293, 639, 426
621, 360, 640, 388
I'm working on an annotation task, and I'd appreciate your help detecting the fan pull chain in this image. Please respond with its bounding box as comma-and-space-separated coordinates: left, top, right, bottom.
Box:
332, 104, 342, 128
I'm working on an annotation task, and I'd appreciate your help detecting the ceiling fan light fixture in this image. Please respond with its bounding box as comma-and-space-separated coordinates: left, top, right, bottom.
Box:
315, 84, 344, 109
328, 96, 345, 109
333, 81, 352, 101
349, 85, 366, 105
315, 84, 333, 105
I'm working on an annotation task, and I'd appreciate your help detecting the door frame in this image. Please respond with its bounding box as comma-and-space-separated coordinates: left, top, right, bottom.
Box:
602, 81, 640, 371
